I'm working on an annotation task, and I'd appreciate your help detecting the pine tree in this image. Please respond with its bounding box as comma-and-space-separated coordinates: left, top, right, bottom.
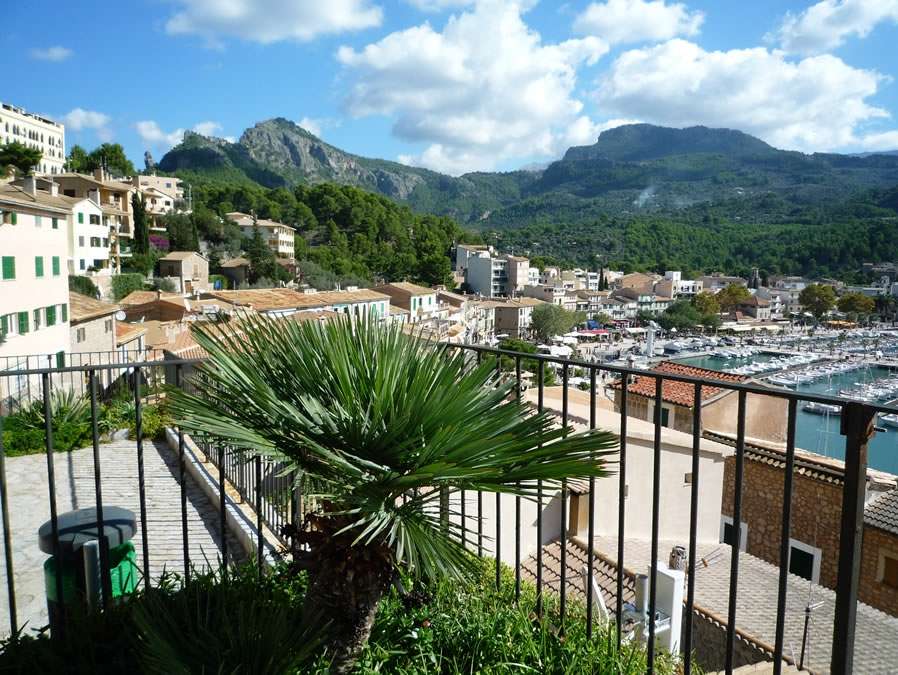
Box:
132, 193, 150, 255
245, 219, 276, 283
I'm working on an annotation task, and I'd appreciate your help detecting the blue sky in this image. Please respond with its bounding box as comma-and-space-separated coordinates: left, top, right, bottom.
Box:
6, 0, 898, 175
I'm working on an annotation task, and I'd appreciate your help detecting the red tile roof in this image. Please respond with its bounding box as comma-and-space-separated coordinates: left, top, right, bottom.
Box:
616, 360, 749, 408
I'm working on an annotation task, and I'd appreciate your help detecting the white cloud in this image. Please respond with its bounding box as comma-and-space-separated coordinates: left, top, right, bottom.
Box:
165, 0, 382, 45
192, 121, 223, 136
223, 135, 237, 143
63, 108, 113, 141
858, 129, 898, 150
338, 0, 607, 174
298, 117, 323, 136
557, 115, 642, 151
406, 0, 474, 11
772, 0, 898, 55
135, 121, 186, 149
29, 46, 73, 62
574, 0, 703, 46
595, 39, 895, 152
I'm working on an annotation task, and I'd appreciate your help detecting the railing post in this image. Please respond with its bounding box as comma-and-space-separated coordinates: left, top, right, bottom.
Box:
832, 402, 875, 673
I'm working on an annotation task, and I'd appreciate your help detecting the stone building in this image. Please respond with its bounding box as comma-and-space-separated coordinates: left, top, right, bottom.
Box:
612, 361, 789, 444
719, 438, 898, 617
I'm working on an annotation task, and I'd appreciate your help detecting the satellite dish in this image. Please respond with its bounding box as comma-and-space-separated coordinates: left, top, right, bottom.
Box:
114, 310, 127, 321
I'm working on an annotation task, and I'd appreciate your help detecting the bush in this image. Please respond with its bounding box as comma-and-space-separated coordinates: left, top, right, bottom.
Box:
130, 403, 170, 441
111, 273, 146, 301
148, 277, 177, 293
1, 390, 93, 456
69, 275, 99, 299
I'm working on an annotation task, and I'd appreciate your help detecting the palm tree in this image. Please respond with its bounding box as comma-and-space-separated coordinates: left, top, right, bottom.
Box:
170, 316, 617, 671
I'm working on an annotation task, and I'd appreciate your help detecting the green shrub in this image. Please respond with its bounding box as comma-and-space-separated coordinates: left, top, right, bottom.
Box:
111, 273, 146, 301
129, 402, 171, 441
69, 275, 100, 299
1, 391, 93, 456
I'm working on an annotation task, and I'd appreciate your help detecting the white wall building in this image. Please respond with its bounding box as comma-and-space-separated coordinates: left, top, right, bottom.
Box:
228, 212, 296, 259
0, 102, 65, 175
70, 192, 111, 274
467, 254, 508, 297
0, 182, 71, 366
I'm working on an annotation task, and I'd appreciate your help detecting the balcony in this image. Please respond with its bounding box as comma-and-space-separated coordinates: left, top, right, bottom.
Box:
0, 332, 893, 672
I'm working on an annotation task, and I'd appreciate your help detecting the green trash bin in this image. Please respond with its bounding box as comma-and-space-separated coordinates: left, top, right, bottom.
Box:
38, 506, 139, 634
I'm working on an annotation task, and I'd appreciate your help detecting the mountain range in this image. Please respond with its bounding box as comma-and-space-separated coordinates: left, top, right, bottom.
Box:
159, 119, 898, 227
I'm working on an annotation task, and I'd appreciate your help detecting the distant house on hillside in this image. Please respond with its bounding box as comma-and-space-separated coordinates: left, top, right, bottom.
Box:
158, 251, 209, 294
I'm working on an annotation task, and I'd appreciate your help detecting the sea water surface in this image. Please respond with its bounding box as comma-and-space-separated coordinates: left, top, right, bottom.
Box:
676, 355, 898, 475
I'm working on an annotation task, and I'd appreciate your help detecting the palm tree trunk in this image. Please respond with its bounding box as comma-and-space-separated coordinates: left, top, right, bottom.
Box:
300, 537, 394, 673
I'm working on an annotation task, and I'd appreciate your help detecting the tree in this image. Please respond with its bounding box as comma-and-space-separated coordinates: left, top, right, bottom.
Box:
87, 143, 136, 176
692, 291, 720, 316
0, 142, 42, 176
530, 304, 585, 342
799, 284, 837, 321
595, 312, 613, 326
716, 284, 750, 312
111, 273, 146, 301
837, 292, 875, 318
170, 318, 616, 671
244, 221, 278, 284
69, 275, 100, 299
66, 145, 91, 172
165, 213, 200, 252
132, 193, 150, 255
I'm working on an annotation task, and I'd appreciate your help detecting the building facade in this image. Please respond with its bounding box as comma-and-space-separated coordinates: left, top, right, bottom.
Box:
0, 102, 65, 174
228, 212, 296, 259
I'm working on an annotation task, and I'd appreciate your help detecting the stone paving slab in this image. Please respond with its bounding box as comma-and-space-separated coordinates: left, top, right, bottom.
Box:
0, 439, 244, 636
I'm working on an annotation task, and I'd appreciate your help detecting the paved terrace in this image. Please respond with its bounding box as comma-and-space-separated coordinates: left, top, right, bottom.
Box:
0, 440, 243, 636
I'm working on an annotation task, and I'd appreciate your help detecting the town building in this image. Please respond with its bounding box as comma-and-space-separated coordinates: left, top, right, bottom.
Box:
735, 295, 772, 321
453, 243, 490, 273
158, 251, 209, 294
205, 288, 391, 320
227, 212, 296, 259
69, 292, 118, 353
69, 192, 110, 274
613, 287, 673, 315
466, 254, 508, 297
612, 361, 788, 444
0, 101, 65, 174
372, 282, 438, 323
130, 174, 187, 229
504, 255, 531, 293
465, 300, 497, 343
655, 271, 703, 299
699, 273, 748, 292
0, 182, 71, 365
492, 297, 544, 339
755, 287, 792, 319
219, 257, 251, 288
521, 284, 565, 306
717, 436, 898, 617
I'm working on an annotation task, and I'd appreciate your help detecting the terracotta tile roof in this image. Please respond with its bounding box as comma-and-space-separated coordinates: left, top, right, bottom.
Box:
205, 288, 389, 312
115, 322, 146, 345
119, 290, 182, 306
159, 251, 204, 262
220, 256, 250, 268
865, 489, 898, 535
69, 292, 119, 323
374, 281, 435, 297
615, 361, 749, 408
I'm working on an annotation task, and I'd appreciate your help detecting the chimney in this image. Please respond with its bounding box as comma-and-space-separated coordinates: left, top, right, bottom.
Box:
48, 180, 59, 197
88, 188, 101, 206
22, 175, 37, 195
92, 167, 105, 182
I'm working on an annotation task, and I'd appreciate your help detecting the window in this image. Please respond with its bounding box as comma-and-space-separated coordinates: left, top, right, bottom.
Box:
880, 553, 898, 589
0, 315, 7, 337
46, 305, 56, 326
104, 319, 112, 333
76, 327, 86, 343
90, 237, 101, 247
1, 256, 15, 280
660, 407, 671, 428
1, 211, 16, 225
34, 256, 44, 278
684, 472, 693, 485
79, 259, 86, 271
51, 256, 60, 276
61, 304, 67, 322
64, 189, 75, 197
78, 212, 84, 224
788, 540, 822, 583
52, 217, 58, 230
17, 312, 28, 334
720, 516, 748, 550
55, 351, 65, 369
33, 308, 41, 330
89, 214, 100, 225
35, 215, 42, 228
78, 236, 85, 246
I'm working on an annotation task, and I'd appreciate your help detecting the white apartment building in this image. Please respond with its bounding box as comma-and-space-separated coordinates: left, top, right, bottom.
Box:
539, 266, 560, 285
521, 284, 565, 306
657, 271, 703, 299
467, 254, 508, 297
132, 174, 187, 229
70, 193, 110, 274
454, 243, 490, 273
0, 182, 71, 364
504, 255, 531, 293
0, 102, 65, 175
228, 212, 296, 259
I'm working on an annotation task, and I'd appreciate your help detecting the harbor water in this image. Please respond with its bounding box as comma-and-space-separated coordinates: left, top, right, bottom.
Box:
676, 355, 898, 475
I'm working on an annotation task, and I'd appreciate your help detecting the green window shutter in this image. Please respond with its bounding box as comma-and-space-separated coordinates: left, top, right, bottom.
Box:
78, 212, 84, 224
46, 305, 56, 326
1, 256, 14, 280
17, 311, 28, 334
10, 212, 16, 225
0, 315, 7, 336
35, 256, 44, 277
61, 304, 67, 322
51, 256, 60, 276
56, 351, 65, 369
52, 217, 59, 230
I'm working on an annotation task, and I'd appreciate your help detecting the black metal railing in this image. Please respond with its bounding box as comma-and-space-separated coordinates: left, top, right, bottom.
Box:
0, 344, 891, 673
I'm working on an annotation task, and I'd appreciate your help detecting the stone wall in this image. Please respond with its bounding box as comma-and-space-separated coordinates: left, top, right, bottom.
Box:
684, 606, 772, 672
722, 456, 898, 616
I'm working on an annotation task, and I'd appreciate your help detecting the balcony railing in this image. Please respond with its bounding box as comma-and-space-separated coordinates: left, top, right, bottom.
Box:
0, 345, 891, 672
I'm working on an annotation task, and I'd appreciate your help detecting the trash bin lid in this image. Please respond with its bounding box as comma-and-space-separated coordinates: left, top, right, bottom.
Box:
38, 506, 137, 556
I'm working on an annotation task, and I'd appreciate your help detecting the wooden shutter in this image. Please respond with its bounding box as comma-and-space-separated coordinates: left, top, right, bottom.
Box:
17, 311, 28, 334
35, 256, 44, 277
52, 256, 60, 276
1, 256, 14, 280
